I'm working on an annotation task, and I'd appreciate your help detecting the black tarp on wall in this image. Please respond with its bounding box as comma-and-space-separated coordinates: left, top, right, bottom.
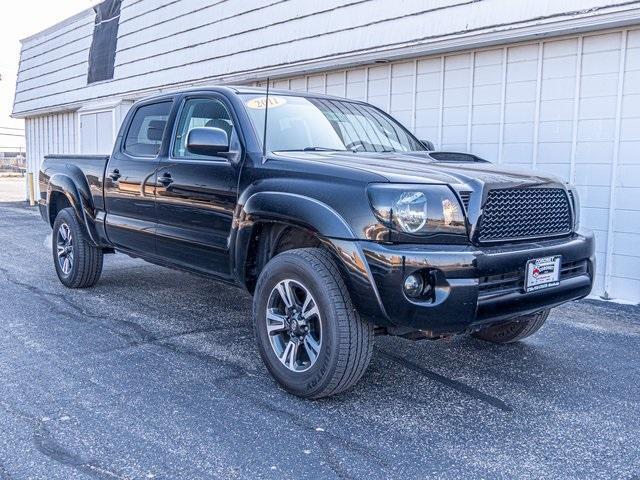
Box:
87, 0, 122, 84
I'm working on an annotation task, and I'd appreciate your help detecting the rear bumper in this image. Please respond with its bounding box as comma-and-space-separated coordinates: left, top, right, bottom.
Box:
333, 231, 594, 334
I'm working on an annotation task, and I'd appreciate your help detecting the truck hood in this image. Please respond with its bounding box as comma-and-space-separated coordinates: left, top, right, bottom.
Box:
274, 151, 564, 191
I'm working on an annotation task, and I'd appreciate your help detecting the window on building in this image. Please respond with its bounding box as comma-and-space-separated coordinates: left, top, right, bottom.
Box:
123, 102, 172, 157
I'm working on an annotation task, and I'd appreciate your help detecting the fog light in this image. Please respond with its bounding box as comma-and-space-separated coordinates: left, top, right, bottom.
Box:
403, 273, 424, 298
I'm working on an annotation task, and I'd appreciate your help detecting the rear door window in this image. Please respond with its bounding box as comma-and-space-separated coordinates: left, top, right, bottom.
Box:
124, 101, 172, 157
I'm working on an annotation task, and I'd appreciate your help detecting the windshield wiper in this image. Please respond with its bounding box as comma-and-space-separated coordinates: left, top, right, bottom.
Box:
303, 147, 347, 151
275, 147, 347, 152
350, 148, 397, 154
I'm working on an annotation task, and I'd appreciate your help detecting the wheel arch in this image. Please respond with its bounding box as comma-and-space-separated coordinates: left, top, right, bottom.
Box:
233, 191, 356, 292
236, 221, 323, 294
233, 192, 389, 324
47, 172, 100, 246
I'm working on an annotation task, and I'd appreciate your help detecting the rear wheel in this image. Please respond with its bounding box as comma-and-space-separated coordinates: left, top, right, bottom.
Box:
472, 309, 550, 343
52, 208, 103, 288
253, 248, 374, 399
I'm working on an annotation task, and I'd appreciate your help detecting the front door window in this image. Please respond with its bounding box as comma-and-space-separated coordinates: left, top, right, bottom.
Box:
173, 98, 235, 159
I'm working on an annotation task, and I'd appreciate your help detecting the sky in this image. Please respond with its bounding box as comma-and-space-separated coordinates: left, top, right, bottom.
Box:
0, 0, 97, 150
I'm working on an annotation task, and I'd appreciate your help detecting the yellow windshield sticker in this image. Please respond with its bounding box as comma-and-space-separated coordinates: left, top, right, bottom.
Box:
245, 96, 287, 109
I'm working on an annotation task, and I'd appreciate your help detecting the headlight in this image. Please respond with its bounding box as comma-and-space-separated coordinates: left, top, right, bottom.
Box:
396, 191, 428, 233
368, 184, 466, 237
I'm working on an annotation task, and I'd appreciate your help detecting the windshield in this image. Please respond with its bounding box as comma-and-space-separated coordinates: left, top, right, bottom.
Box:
241, 94, 425, 153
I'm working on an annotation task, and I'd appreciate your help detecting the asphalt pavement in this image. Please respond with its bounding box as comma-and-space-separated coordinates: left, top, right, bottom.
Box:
0, 198, 638, 480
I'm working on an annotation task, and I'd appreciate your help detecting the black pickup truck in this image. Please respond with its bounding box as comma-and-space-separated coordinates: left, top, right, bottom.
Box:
39, 86, 594, 398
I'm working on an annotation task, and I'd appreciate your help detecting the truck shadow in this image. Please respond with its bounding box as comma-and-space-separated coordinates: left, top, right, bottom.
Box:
91, 256, 575, 418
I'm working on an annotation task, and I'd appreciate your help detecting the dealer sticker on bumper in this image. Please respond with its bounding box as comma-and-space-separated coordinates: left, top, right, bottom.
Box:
525, 256, 561, 293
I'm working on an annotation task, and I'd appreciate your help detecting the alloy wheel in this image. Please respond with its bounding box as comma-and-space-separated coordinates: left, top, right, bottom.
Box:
56, 223, 74, 276
266, 279, 322, 372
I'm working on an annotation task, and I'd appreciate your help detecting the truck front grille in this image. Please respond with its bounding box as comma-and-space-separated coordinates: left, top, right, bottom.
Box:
478, 188, 572, 242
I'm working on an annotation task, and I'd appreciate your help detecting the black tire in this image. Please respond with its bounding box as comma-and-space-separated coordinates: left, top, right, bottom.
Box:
52, 207, 103, 288
472, 309, 550, 343
253, 248, 374, 399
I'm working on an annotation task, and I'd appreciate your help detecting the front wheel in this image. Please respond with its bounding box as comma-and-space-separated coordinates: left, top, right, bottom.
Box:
52, 207, 104, 288
253, 248, 374, 399
472, 309, 550, 343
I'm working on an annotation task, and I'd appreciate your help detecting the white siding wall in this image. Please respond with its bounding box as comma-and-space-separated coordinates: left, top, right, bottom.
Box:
25, 112, 77, 187
25, 101, 132, 197
13, 0, 640, 116
257, 28, 640, 302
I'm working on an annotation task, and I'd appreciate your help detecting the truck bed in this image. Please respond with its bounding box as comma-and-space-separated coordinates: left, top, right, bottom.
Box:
40, 154, 111, 215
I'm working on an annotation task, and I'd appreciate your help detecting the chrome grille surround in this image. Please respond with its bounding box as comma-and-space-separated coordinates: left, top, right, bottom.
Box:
477, 188, 572, 243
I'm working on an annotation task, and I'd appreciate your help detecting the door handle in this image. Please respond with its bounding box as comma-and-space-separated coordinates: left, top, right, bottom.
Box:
109, 169, 121, 181
157, 172, 173, 186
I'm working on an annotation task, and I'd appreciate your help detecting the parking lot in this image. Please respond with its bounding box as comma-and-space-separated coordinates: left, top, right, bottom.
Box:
0, 177, 25, 203
0, 195, 638, 480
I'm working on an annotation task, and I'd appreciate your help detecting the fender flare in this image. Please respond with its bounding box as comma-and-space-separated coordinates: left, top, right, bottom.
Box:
47, 172, 100, 246
242, 191, 355, 239
233, 191, 389, 322
232, 191, 355, 284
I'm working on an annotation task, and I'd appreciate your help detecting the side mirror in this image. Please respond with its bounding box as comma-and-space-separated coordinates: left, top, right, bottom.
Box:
186, 127, 229, 156
420, 139, 435, 151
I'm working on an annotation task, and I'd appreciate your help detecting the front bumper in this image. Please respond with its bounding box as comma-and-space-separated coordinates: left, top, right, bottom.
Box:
332, 231, 594, 335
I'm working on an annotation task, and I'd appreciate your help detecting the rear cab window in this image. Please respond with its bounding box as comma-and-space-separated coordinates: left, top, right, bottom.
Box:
123, 101, 172, 157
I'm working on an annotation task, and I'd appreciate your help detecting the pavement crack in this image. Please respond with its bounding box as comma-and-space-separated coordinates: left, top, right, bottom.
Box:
0, 459, 15, 480
252, 397, 389, 473
0, 266, 159, 345
0, 400, 39, 424
0, 265, 257, 387
33, 419, 129, 480
0, 400, 128, 480
90, 325, 242, 355
156, 339, 250, 375
377, 349, 513, 412
0, 266, 249, 364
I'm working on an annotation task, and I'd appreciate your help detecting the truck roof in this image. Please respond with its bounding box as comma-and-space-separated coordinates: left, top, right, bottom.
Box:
137, 85, 363, 104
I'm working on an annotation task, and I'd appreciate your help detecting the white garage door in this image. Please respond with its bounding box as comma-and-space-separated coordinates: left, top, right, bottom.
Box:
263, 27, 640, 303
79, 110, 114, 154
